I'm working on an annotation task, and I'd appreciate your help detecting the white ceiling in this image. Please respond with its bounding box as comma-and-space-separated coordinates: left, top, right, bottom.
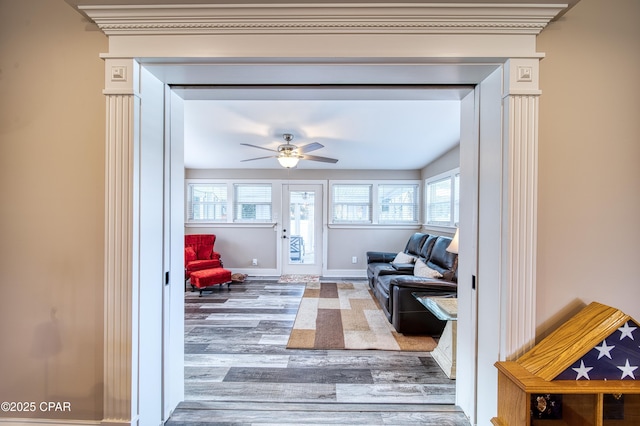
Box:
180, 86, 469, 170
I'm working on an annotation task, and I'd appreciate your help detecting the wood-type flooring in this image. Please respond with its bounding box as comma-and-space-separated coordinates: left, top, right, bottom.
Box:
166, 277, 471, 425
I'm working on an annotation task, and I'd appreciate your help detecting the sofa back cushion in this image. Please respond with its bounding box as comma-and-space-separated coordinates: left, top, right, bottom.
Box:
418, 235, 438, 260
403, 233, 428, 257
427, 236, 457, 272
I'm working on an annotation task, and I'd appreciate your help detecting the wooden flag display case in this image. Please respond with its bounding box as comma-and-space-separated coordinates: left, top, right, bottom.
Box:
492, 302, 640, 426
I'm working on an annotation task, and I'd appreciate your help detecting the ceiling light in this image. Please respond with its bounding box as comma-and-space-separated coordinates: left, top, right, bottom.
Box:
277, 155, 299, 168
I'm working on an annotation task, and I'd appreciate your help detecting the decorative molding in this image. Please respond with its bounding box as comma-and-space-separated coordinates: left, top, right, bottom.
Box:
103, 93, 138, 425
80, 3, 566, 36
504, 93, 539, 360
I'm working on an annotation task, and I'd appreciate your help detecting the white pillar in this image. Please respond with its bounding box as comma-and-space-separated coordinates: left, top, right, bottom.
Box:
502, 58, 540, 360
102, 58, 140, 426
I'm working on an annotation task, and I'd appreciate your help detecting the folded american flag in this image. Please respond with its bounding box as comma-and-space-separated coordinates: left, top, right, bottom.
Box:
556, 320, 640, 380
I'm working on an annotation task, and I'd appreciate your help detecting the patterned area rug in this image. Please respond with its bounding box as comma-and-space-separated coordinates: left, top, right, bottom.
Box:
287, 281, 437, 351
278, 274, 320, 283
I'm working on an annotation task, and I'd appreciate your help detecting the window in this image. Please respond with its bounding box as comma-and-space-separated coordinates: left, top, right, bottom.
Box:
331, 184, 372, 223
234, 184, 272, 222
330, 180, 420, 225
425, 169, 459, 227
378, 184, 419, 223
186, 183, 227, 221
186, 181, 274, 224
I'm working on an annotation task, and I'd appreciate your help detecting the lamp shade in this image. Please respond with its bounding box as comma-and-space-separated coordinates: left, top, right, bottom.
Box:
446, 228, 459, 254
277, 155, 299, 168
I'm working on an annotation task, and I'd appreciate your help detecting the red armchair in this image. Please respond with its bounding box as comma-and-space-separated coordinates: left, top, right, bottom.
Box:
184, 234, 222, 280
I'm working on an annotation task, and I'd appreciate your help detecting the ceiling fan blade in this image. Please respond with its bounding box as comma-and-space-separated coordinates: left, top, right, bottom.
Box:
301, 154, 339, 164
296, 142, 324, 154
240, 155, 277, 162
240, 143, 278, 153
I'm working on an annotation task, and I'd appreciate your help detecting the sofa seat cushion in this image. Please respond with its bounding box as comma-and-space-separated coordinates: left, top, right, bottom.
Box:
367, 262, 408, 289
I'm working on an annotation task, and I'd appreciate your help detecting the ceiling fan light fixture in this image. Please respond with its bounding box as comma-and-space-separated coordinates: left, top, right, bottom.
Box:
277, 155, 299, 168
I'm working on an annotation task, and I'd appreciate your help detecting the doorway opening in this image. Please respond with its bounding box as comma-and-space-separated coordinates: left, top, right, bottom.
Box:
282, 183, 324, 276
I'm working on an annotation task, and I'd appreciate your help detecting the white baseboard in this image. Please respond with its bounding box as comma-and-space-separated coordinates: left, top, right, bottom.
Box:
231, 268, 367, 279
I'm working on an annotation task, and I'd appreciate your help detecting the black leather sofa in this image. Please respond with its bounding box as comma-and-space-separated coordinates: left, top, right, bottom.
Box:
366, 232, 458, 335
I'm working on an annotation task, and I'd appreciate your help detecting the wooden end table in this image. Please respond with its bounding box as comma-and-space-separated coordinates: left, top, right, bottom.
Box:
412, 293, 457, 379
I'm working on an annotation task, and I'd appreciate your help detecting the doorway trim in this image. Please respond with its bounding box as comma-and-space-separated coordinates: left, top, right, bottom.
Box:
82, 2, 566, 425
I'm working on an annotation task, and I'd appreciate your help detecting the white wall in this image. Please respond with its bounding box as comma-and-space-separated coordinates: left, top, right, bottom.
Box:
536, 0, 640, 335
0, 0, 107, 421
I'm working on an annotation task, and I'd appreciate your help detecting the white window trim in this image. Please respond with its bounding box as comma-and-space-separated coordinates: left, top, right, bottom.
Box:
329, 179, 421, 227
424, 168, 459, 230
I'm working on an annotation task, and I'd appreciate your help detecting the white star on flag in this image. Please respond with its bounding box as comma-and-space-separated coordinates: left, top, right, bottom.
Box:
617, 359, 638, 379
572, 360, 593, 380
595, 340, 615, 359
618, 322, 637, 340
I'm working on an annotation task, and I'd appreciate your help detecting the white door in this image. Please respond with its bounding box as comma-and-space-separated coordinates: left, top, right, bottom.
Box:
281, 184, 323, 276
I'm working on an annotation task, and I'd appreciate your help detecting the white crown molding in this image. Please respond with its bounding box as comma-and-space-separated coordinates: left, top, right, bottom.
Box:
80, 3, 567, 36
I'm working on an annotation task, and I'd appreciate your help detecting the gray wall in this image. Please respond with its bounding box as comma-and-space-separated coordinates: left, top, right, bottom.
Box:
535, 0, 640, 333
0, 0, 107, 419
185, 168, 423, 273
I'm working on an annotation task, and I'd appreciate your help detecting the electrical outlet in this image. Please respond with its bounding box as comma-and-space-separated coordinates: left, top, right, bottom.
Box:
352, 256, 358, 264
252, 258, 258, 266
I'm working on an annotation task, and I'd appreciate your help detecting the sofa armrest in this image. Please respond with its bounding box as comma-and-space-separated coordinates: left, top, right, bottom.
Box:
390, 275, 458, 293
391, 262, 414, 273
366, 251, 396, 264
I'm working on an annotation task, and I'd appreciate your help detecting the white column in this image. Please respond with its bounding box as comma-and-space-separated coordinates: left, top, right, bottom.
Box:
102, 58, 140, 426
502, 58, 540, 360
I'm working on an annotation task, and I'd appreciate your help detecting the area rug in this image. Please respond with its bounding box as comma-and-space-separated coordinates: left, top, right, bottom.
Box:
287, 281, 437, 351
278, 274, 320, 283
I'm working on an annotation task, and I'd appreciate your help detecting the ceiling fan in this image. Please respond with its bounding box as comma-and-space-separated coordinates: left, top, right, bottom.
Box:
241, 133, 338, 168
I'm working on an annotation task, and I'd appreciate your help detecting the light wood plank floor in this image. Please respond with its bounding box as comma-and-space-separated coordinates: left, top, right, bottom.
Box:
166, 277, 471, 425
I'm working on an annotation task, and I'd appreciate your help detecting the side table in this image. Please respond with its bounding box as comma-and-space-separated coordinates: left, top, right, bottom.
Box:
412, 294, 457, 379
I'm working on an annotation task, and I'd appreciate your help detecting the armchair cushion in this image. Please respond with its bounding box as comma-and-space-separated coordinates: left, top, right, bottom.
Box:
185, 247, 197, 263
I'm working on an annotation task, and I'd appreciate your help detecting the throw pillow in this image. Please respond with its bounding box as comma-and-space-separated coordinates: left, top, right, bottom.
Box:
184, 247, 197, 262
413, 259, 443, 279
393, 251, 416, 264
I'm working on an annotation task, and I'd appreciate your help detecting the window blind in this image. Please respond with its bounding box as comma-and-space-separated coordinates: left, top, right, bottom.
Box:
332, 184, 372, 223
234, 184, 272, 222
187, 183, 227, 221
378, 184, 419, 223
